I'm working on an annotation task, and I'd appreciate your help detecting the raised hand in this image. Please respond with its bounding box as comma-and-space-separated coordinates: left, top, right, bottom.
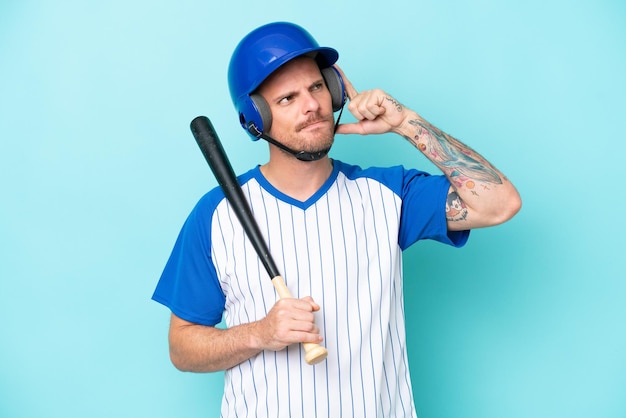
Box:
334, 65, 410, 136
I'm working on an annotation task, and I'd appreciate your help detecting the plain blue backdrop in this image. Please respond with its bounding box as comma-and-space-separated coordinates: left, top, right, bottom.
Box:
1, 0, 624, 417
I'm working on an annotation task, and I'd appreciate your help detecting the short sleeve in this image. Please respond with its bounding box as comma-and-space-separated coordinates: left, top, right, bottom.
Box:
152, 191, 227, 326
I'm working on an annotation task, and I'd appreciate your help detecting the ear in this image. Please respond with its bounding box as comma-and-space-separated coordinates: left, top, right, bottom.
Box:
321, 66, 346, 112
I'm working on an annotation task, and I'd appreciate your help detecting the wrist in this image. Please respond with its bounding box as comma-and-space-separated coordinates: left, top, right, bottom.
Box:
244, 319, 267, 352
394, 110, 422, 142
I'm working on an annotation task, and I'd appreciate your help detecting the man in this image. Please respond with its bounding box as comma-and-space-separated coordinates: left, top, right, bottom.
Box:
153, 21, 521, 417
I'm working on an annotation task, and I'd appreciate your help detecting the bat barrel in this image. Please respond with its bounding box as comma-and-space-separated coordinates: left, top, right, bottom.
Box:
191, 116, 281, 279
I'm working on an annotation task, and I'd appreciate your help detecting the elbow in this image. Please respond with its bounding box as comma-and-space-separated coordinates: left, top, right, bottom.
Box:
506, 189, 523, 221
168, 343, 221, 373
167, 313, 215, 372
169, 348, 193, 372
168, 335, 204, 372
471, 189, 522, 228
493, 190, 522, 226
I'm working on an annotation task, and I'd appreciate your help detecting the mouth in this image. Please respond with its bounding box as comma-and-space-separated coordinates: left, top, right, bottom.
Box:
297, 118, 332, 132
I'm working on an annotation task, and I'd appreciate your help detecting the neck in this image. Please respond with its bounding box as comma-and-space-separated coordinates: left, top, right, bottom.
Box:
260, 153, 333, 202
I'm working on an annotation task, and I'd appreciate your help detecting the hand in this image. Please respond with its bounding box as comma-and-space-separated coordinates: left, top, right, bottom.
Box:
334, 65, 410, 136
257, 296, 323, 351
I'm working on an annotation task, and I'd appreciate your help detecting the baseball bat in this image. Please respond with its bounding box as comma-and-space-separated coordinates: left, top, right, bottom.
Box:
190, 115, 328, 365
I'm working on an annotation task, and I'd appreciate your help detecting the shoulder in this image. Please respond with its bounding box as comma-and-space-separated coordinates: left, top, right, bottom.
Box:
333, 159, 440, 196
194, 167, 258, 209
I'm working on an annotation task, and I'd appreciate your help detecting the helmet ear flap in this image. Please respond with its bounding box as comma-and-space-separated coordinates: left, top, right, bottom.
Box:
250, 93, 272, 133
238, 94, 272, 139
321, 66, 346, 112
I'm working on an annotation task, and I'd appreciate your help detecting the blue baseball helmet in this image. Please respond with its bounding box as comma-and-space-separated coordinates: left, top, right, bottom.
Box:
228, 22, 345, 140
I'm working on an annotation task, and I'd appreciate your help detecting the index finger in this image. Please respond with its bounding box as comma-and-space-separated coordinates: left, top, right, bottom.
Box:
301, 296, 320, 311
334, 65, 358, 100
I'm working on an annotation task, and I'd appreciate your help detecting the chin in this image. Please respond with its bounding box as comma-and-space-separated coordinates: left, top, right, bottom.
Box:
307, 137, 334, 153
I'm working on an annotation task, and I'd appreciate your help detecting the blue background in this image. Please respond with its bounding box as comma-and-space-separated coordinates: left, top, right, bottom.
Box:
1, 1, 624, 417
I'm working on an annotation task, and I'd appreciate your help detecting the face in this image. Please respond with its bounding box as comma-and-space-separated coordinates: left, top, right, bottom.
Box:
257, 56, 335, 155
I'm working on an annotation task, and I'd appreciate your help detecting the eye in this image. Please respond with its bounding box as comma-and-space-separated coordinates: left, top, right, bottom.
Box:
311, 82, 324, 91
278, 95, 293, 105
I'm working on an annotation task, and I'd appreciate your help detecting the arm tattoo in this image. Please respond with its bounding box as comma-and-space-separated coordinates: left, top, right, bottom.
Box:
408, 119, 503, 191
386, 96, 403, 112
446, 189, 469, 222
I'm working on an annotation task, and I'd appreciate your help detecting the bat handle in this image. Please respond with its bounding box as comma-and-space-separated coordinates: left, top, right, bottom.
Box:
271, 275, 329, 365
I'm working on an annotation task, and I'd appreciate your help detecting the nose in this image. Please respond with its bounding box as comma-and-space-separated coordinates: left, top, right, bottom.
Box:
302, 91, 321, 114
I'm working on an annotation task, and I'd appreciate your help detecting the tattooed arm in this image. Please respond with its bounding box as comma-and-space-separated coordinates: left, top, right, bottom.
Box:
334, 68, 521, 230
400, 117, 521, 229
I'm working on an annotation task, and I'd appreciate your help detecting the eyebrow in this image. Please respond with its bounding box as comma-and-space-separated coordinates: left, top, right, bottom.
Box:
269, 78, 326, 103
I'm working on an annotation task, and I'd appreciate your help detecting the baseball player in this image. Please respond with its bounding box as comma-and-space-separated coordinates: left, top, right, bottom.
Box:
153, 21, 521, 418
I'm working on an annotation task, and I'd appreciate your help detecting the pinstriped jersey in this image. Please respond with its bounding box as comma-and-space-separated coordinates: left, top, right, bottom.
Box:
153, 159, 469, 418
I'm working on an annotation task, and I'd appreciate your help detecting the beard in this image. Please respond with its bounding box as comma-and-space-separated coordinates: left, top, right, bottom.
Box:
289, 112, 335, 153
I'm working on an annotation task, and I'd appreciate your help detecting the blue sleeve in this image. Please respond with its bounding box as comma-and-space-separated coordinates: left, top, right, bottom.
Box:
398, 168, 470, 250
151, 191, 226, 326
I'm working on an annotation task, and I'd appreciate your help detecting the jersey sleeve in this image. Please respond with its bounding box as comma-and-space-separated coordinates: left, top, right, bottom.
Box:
398, 168, 470, 250
151, 191, 227, 326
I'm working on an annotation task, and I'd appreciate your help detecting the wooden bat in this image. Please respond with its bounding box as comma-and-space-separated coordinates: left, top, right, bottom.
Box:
190, 115, 328, 365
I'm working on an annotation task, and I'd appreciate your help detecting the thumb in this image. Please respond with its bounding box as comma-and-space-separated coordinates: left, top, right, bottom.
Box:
335, 122, 367, 136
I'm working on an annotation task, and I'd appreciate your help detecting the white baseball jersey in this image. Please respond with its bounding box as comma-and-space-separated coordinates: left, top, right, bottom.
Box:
153, 160, 469, 418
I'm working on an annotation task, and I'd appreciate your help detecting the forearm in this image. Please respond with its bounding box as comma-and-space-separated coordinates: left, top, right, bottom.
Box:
168, 297, 323, 372
331, 70, 521, 227
396, 111, 521, 228
169, 314, 264, 372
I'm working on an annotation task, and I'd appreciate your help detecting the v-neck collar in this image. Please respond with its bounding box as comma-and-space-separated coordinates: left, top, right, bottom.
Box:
252, 160, 340, 210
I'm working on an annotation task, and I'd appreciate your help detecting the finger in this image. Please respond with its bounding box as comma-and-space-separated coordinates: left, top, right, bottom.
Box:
288, 308, 317, 324
271, 313, 321, 344
288, 320, 322, 343
301, 296, 320, 311
334, 65, 358, 100
272, 327, 322, 347
335, 122, 367, 136
287, 330, 323, 344
357, 103, 385, 121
